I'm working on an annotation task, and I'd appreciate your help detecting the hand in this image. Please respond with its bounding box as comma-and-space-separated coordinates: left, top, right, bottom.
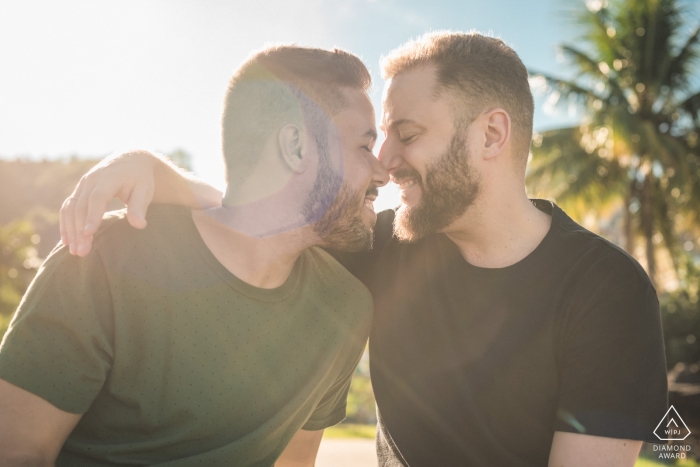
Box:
60, 150, 157, 257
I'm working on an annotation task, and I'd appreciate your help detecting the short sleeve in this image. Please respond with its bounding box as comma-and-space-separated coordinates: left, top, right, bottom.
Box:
302, 348, 365, 431
0, 245, 114, 414
555, 280, 668, 442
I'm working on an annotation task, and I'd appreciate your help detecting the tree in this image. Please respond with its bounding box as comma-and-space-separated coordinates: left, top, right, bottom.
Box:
0, 219, 41, 337
528, 0, 700, 286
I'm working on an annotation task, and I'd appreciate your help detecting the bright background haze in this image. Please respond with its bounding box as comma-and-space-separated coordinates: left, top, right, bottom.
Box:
2, 0, 589, 210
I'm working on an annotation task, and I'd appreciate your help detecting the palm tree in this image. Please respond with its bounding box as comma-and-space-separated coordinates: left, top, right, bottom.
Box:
528, 0, 700, 286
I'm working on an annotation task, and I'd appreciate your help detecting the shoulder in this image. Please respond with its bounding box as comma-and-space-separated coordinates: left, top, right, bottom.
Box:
303, 247, 374, 321
93, 204, 193, 239
551, 204, 654, 295
304, 247, 372, 295
91, 204, 194, 254
545, 206, 660, 347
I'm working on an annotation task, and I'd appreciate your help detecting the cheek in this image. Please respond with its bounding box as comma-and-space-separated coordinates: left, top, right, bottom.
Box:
406, 133, 453, 174
401, 144, 433, 178
342, 151, 372, 185
357, 157, 373, 186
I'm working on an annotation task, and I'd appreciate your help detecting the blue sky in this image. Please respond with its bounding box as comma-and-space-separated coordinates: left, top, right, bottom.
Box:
0, 0, 659, 208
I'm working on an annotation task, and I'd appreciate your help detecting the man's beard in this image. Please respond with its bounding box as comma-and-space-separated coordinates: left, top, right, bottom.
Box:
302, 139, 374, 252
394, 131, 480, 242
302, 120, 377, 252
313, 182, 375, 252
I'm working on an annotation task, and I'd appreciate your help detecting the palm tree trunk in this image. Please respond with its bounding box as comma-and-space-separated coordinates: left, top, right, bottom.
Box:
641, 174, 655, 285
624, 181, 635, 254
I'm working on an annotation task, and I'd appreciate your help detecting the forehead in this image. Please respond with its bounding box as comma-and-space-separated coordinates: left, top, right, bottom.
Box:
381, 65, 454, 129
331, 89, 376, 137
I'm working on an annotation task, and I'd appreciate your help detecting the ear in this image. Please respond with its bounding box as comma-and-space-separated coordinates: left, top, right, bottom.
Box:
481, 108, 511, 160
278, 124, 307, 173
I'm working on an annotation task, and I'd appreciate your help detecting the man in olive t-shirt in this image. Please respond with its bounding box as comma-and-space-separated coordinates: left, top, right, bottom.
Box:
1, 206, 372, 466
0, 46, 388, 466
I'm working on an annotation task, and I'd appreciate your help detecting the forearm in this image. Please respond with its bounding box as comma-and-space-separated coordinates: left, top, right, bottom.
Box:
0, 452, 54, 467
0, 379, 82, 467
60, 149, 224, 256
150, 153, 223, 209
275, 429, 323, 467
548, 432, 641, 467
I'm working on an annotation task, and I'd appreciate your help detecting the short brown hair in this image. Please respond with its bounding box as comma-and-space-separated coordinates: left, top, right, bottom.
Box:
222, 45, 371, 182
381, 31, 534, 169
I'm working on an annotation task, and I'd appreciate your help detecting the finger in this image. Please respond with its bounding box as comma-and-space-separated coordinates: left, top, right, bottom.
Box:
76, 234, 94, 258
76, 187, 111, 257
83, 187, 112, 236
72, 184, 100, 257
125, 182, 153, 230
60, 176, 88, 247
59, 198, 69, 247
64, 173, 96, 251
74, 189, 90, 245
60, 197, 79, 255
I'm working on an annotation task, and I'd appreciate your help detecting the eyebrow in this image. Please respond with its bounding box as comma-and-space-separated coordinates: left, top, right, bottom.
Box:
380, 118, 421, 132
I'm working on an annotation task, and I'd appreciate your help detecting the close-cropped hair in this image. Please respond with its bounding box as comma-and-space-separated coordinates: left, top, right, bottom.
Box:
221, 45, 371, 182
381, 31, 534, 169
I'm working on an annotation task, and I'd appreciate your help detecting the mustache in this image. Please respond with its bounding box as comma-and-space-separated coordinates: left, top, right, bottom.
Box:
391, 167, 421, 185
365, 186, 379, 198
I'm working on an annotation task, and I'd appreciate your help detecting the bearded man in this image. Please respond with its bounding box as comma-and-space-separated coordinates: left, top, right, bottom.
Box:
58, 32, 667, 466
0, 45, 389, 466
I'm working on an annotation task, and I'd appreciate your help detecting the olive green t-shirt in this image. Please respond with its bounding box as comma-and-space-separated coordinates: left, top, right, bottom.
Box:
0, 205, 373, 467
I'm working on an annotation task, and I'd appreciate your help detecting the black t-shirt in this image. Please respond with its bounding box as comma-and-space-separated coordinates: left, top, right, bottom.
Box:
335, 200, 668, 467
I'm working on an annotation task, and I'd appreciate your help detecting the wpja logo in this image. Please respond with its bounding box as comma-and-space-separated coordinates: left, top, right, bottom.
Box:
654, 406, 691, 441
652, 406, 693, 460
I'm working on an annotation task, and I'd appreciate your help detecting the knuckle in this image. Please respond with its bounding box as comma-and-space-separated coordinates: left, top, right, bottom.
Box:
92, 186, 110, 199
61, 198, 75, 210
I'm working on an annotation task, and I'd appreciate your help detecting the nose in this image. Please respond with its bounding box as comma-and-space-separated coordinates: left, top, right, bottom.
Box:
377, 136, 402, 174
366, 150, 389, 188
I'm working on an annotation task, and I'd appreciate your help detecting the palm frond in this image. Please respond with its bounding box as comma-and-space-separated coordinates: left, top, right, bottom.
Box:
662, 26, 700, 89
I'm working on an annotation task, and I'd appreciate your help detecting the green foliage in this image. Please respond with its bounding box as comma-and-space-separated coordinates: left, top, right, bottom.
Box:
636, 456, 700, 466
0, 158, 102, 260
345, 372, 376, 424
528, 0, 700, 284
345, 349, 376, 425
0, 313, 11, 341
661, 260, 700, 367
323, 423, 377, 439
0, 219, 40, 317
0, 158, 98, 225
0, 158, 104, 341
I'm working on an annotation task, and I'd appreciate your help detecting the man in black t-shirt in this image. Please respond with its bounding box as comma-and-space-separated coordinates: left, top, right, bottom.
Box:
338, 32, 668, 466
60, 33, 667, 466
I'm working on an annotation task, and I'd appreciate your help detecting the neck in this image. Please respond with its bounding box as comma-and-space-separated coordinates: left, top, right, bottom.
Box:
220, 184, 312, 238
192, 208, 315, 289
443, 183, 551, 269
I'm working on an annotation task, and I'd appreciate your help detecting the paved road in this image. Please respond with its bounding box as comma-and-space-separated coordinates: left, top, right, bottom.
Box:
316, 438, 377, 467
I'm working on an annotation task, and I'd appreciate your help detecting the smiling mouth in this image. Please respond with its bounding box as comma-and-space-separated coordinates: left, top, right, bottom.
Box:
364, 187, 378, 210
394, 178, 419, 190
391, 167, 422, 191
